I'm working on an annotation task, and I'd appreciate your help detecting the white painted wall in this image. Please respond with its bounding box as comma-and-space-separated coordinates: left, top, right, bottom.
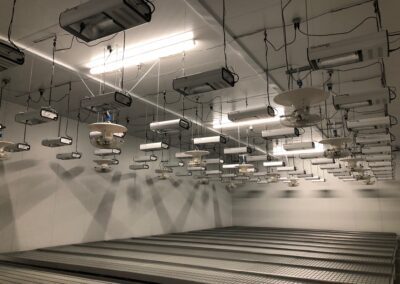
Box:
233, 157, 400, 234
0, 101, 232, 253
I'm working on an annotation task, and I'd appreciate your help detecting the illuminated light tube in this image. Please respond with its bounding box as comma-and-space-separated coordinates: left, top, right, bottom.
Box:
224, 147, 252, 155
89, 32, 196, 74
368, 161, 392, 167
222, 164, 239, 169
214, 115, 281, 129
356, 134, 391, 145
42, 137, 73, 148
187, 166, 205, 171
129, 164, 150, 170
311, 158, 335, 165
56, 152, 82, 160
175, 152, 193, 159
364, 154, 392, 161
205, 170, 222, 176
193, 135, 227, 145
135, 155, 158, 162
277, 166, 296, 172
221, 173, 237, 178
362, 146, 391, 154
262, 127, 300, 140
140, 142, 169, 151
284, 142, 315, 151
346, 116, 391, 131
246, 155, 271, 162
263, 161, 285, 167
320, 163, 341, 170
288, 170, 306, 175
204, 158, 224, 164
94, 148, 121, 156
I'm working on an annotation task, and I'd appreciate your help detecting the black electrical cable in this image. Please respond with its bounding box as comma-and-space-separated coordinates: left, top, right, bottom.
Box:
75, 33, 119, 47
265, 29, 297, 52
48, 37, 57, 106
389, 46, 400, 53
298, 16, 377, 37
121, 31, 126, 89
7, 0, 21, 51
263, 29, 271, 106
280, 0, 291, 90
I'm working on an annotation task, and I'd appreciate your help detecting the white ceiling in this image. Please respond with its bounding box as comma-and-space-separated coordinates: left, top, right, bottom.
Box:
0, 0, 400, 152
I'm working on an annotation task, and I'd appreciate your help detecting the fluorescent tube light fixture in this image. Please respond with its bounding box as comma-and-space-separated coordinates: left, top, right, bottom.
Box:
311, 158, 335, 165
150, 118, 190, 134
129, 164, 150, 170
333, 88, 392, 110
277, 166, 296, 172
15, 107, 58, 125
0, 40, 24, 72
42, 137, 73, 148
227, 106, 275, 122
204, 158, 224, 164
283, 142, 315, 151
347, 116, 391, 131
59, 0, 153, 42
94, 148, 121, 156
362, 146, 391, 154
135, 155, 157, 162
56, 152, 82, 160
173, 67, 236, 96
89, 32, 195, 74
193, 135, 227, 145
262, 127, 300, 140
140, 142, 169, 151
81, 91, 132, 113
308, 30, 388, 69
222, 164, 239, 169
263, 161, 285, 167
224, 147, 252, 155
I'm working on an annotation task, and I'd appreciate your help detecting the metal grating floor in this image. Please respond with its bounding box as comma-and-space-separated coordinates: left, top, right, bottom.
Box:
0, 227, 397, 284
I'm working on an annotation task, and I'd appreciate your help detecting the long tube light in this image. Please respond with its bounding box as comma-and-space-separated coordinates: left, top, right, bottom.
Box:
89, 32, 196, 74
263, 161, 285, 167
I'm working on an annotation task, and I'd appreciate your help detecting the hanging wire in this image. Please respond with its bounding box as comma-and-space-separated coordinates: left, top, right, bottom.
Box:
263, 29, 271, 106
64, 82, 72, 138
121, 31, 126, 90
48, 36, 57, 106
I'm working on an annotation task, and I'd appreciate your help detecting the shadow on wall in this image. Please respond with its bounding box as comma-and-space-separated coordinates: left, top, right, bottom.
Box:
314, 189, 337, 198
356, 188, 400, 198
